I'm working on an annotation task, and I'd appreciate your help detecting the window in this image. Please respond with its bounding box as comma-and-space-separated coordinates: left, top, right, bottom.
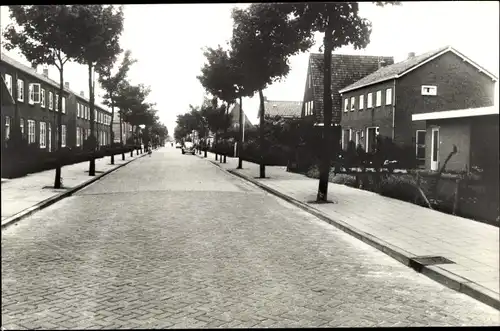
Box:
76, 127, 81, 146
48, 123, 52, 151
28, 83, 41, 104
49, 91, 54, 110
385, 88, 392, 105
359, 95, 364, 110
28, 120, 36, 144
421, 85, 437, 96
61, 125, 66, 147
39, 122, 46, 148
4, 74, 12, 96
367, 93, 373, 108
95, 110, 97, 122
416, 130, 426, 168
350, 97, 355, 111
87, 128, 91, 139
55, 94, 59, 111
376, 91, 382, 107
344, 98, 349, 112
62, 97, 66, 113
77, 103, 80, 118
5, 116, 11, 140
41, 89, 46, 108
86, 107, 89, 120
17, 79, 24, 102
20, 118, 24, 136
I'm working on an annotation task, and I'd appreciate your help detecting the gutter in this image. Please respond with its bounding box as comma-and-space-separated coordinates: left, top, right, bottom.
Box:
392, 78, 396, 140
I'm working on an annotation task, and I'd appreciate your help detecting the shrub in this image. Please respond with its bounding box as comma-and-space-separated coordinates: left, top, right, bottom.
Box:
330, 174, 357, 187
306, 164, 320, 179
378, 174, 419, 203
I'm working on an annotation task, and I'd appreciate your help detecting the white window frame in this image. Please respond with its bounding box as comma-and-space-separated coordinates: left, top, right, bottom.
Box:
62, 96, 66, 113
17, 79, 24, 102
5, 116, 11, 140
376, 90, 382, 107
20, 118, 24, 136
359, 95, 364, 110
385, 88, 392, 105
76, 127, 81, 147
28, 120, 36, 144
4, 74, 13, 96
421, 85, 437, 96
55, 94, 59, 112
41, 89, 46, 108
29, 83, 41, 104
344, 98, 349, 112
350, 97, 355, 111
367, 93, 373, 108
39, 122, 46, 148
48, 123, 52, 151
77, 103, 80, 118
48, 91, 54, 110
61, 125, 66, 147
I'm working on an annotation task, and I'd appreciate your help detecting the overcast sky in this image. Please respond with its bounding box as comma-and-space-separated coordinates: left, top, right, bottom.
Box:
1, 2, 498, 135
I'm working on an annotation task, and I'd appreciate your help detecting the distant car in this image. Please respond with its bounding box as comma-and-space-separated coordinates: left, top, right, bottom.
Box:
175, 142, 182, 149
182, 142, 196, 155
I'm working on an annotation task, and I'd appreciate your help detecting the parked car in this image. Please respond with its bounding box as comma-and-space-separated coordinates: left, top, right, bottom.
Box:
182, 141, 196, 155
175, 142, 182, 149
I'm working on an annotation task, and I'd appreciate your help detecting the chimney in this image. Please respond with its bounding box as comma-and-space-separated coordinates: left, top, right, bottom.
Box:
31, 63, 37, 71
42, 68, 49, 77
64, 82, 70, 89
408, 52, 416, 59
378, 59, 386, 69
80, 91, 84, 97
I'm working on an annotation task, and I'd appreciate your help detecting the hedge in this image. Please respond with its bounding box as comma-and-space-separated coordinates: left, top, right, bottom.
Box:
1, 145, 136, 179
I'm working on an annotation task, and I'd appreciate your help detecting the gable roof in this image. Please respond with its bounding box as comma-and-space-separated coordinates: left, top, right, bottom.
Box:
339, 46, 498, 93
229, 102, 255, 128
260, 100, 302, 118
1, 52, 110, 113
308, 53, 394, 124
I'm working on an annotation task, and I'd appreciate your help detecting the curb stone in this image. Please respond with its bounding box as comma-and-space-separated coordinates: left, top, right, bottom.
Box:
201, 157, 500, 311
1, 152, 148, 231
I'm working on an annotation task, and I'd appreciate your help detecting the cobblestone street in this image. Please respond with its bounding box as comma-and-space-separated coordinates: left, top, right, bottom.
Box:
2, 147, 499, 329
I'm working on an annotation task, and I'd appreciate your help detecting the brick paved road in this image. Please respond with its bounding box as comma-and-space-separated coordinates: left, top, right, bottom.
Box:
2, 147, 499, 329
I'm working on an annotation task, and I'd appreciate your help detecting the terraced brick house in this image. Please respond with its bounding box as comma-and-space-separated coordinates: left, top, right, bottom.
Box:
338, 46, 497, 168
301, 53, 394, 147
1, 52, 113, 153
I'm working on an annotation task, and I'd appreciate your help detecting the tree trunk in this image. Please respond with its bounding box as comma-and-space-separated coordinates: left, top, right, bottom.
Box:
54, 65, 64, 188
88, 63, 96, 176
110, 99, 115, 165
120, 110, 125, 160
237, 97, 243, 169
259, 89, 265, 178
317, 15, 334, 202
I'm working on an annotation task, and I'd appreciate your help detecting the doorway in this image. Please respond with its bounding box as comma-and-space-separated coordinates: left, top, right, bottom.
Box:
431, 127, 439, 171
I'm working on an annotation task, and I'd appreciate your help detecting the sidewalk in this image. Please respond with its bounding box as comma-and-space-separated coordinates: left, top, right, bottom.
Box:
200, 152, 499, 309
1, 152, 145, 226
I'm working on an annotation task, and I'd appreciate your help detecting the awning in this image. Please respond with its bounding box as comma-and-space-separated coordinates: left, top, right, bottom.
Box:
412, 106, 499, 121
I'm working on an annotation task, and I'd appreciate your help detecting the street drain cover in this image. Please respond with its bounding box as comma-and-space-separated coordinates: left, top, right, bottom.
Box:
409, 256, 455, 272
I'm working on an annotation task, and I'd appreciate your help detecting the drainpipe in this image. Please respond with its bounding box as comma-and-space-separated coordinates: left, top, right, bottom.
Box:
392, 78, 396, 141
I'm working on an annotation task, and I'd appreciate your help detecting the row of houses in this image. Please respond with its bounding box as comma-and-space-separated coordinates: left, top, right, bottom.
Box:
252, 45, 498, 173
1, 52, 135, 152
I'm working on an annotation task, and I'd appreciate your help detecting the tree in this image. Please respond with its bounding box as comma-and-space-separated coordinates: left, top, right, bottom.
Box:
72, 4, 124, 176
283, 1, 400, 202
3, 5, 82, 188
230, 3, 314, 178
97, 50, 137, 163
113, 82, 152, 152
197, 46, 249, 164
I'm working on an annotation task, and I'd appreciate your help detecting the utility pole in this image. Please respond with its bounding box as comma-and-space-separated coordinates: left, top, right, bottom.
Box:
237, 96, 243, 169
